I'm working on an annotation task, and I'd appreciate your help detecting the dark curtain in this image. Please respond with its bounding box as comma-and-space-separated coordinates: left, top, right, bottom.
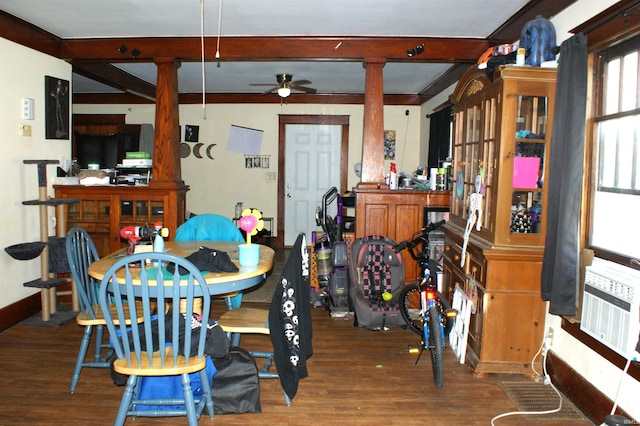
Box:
541, 33, 588, 316
428, 106, 452, 169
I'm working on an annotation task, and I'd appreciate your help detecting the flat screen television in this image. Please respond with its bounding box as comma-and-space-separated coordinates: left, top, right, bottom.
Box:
74, 131, 139, 169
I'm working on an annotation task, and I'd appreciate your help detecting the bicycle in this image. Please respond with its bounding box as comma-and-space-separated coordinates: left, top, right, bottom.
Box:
394, 220, 456, 388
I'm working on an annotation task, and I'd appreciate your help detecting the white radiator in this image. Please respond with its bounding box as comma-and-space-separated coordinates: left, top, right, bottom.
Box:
580, 258, 640, 359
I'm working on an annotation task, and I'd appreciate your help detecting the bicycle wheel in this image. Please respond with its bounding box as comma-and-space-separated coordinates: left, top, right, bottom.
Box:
398, 282, 422, 335
427, 305, 445, 388
399, 281, 453, 337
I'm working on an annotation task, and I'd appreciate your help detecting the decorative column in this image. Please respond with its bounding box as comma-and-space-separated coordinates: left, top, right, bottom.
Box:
359, 58, 386, 187
148, 58, 189, 236
150, 58, 184, 186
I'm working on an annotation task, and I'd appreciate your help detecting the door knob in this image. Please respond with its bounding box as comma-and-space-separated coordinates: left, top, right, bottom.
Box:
287, 193, 292, 198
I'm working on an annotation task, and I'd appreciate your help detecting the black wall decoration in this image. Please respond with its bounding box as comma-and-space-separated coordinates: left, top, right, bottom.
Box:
244, 155, 270, 169
184, 125, 199, 142
181, 125, 216, 160
192, 143, 204, 158
45, 76, 70, 140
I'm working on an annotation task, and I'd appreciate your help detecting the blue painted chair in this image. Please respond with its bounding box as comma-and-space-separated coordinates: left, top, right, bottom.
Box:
175, 214, 245, 309
98, 252, 214, 426
66, 227, 148, 393
66, 227, 107, 393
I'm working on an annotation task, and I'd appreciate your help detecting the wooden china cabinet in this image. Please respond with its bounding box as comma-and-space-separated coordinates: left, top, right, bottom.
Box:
442, 65, 557, 377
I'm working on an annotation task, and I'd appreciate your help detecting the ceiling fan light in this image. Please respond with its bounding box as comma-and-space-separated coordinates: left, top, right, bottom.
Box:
278, 86, 291, 98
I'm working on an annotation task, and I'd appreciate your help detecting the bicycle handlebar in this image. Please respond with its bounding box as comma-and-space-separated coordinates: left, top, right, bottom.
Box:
393, 219, 446, 256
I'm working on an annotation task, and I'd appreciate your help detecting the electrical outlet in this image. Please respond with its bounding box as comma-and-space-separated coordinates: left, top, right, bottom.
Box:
545, 328, 554, 348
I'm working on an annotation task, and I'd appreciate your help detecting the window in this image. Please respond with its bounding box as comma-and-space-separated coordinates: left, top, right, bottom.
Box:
589, 35, 640, 262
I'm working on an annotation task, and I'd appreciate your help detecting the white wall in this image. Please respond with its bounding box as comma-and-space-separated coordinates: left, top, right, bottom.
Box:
73, 103, 423, 223
0, 38, 72, 308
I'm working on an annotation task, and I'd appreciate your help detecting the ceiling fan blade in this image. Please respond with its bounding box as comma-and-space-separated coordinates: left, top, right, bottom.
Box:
291, 79, 312, 85
291, 84, 317, 94
249, 83, 277, 87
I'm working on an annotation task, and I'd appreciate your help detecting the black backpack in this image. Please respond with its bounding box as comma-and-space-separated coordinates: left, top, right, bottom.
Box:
211, 346, 261, 414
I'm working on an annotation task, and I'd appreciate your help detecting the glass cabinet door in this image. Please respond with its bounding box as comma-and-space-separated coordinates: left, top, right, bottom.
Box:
510, 95, 548, 234
120, 199, 165, 227
481, 97, 497, 231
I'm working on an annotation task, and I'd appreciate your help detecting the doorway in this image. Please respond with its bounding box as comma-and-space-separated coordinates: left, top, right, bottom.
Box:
277, 115, 349, 247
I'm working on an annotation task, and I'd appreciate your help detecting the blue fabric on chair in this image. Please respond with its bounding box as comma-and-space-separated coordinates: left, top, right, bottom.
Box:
175, 214, 244, 243
99, 252, 216, 426
175, 214, 245, 309
137, 356, 217, 411
65, 227, 111, 393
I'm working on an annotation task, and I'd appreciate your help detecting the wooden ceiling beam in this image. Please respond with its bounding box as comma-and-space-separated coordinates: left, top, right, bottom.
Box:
487, 0, 577, 43
60, 36, 488, 63
72, 62, 157, 100
0, 10, 60, 57
1, 0, 579, 102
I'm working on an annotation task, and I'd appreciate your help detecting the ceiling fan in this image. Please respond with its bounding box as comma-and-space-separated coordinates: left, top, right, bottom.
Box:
250, 73, 317, 98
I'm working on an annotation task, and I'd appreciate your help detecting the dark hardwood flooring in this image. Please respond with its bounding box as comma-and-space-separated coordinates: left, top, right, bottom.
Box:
0, 299, 595, 426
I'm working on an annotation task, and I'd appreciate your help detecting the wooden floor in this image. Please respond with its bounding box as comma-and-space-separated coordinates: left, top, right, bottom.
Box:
0, 301, 595, 426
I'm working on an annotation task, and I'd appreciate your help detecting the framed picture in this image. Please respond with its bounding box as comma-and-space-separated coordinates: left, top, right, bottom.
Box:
185, 125, 199, 142
45, 76, 70, 140
384, 130, 396, 160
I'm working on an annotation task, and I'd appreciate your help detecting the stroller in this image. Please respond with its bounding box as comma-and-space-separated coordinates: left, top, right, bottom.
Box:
315, 187, 352, 318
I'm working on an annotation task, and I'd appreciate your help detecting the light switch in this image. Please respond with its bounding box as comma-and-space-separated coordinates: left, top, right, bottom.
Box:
23, 98, 34, 120
19, 124, 32, 137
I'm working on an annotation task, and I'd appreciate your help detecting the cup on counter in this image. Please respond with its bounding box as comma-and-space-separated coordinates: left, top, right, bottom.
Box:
238, 243, 260, 267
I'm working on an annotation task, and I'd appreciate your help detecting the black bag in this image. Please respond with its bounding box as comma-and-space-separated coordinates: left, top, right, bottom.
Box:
166, 246, 238, 275
211, 347, 261, 414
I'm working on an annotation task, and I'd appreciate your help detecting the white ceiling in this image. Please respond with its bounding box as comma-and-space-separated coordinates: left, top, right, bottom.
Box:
0, 0, 538, 95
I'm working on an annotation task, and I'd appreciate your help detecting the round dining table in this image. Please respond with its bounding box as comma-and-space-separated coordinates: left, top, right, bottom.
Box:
88, 241, 275, 296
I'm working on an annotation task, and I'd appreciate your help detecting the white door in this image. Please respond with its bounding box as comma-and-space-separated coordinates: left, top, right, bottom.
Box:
284, 124, 342, 246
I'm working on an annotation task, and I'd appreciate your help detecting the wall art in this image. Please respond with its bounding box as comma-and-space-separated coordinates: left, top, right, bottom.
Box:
45, 76, 70, 139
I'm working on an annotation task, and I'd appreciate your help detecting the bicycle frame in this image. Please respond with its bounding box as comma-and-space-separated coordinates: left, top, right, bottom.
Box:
395, 220, 455, 388
416, 274, 447, 356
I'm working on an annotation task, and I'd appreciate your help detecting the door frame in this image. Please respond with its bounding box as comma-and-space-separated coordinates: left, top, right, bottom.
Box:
277, 114, 350, 247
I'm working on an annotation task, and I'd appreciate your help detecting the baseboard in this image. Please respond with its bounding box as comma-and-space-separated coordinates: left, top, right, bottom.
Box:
547, 350, 632, 423
0, 293, 41, 332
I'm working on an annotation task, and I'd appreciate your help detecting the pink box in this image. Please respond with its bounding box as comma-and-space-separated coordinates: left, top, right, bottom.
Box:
513, 157, 540, 188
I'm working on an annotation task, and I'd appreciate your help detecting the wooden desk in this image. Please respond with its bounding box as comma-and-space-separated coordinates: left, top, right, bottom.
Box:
88, 241, 274, 296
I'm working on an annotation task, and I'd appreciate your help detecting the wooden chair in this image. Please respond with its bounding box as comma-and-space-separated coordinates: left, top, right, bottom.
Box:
66, 227, 148, 393
217, 233, 312, 405
175, 213, 245, 309
98, 252, 214, 426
